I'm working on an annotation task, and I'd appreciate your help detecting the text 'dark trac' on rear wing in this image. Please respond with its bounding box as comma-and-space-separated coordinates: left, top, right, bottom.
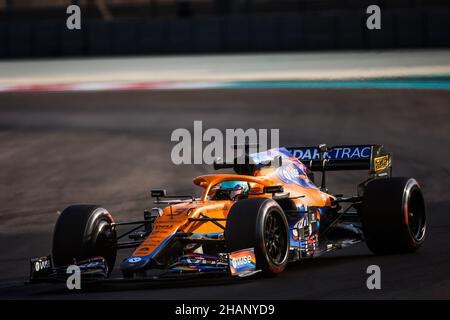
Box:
287, 145, 392, 175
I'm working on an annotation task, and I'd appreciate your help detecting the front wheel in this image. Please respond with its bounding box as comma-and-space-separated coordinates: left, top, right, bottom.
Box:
52, 204, 117, 274
225, 198, 289, 275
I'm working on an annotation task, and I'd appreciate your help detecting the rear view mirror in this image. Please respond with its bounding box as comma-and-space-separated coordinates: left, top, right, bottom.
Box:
151, 190, 166, 198
263, 185, 284, 194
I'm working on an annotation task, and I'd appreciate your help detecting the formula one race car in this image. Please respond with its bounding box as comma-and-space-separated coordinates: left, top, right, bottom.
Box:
30, 145, 426, 283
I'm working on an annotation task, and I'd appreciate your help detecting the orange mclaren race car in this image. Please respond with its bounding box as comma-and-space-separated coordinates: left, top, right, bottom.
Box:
29, 145, 426, 283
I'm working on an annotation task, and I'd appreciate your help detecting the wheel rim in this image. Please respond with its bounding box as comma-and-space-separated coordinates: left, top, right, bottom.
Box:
407, 189, 426, 241
263, 210, 288, 264
95, 221, 116, 269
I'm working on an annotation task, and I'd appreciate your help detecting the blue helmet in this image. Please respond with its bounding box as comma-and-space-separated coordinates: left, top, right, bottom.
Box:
210, 180, 249, 200
218, 181, 249, 192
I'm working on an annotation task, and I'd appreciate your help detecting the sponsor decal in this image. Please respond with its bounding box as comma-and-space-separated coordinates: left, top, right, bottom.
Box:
128, 257, 142, 263
31, 256, 52, 272
292, 217, 307, 241
277, 163, 303, 184
30, 256, 53, 280
229, 248, 256, 276
154, 224, 174, 230
34, 259, 51, 272
374, 155, 390, 172
291, 146, 371, 161
277, 163, 318, 189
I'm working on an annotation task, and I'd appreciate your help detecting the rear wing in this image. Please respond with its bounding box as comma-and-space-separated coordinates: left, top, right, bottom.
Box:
287, 145, 392, 175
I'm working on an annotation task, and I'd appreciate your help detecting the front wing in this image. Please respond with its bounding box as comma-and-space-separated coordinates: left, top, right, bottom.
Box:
28, 250, 260, 285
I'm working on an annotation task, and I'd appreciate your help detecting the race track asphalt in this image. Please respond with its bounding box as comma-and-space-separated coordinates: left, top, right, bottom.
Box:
0, 88, 449, 299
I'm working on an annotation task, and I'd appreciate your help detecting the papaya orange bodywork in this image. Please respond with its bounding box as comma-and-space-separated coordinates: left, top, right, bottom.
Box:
132, 154, 333, 258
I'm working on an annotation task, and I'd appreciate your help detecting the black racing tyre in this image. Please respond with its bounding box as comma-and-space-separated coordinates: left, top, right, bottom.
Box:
52, 205, 117, 274
225, 198, 289, 275
361, 177, 426, 254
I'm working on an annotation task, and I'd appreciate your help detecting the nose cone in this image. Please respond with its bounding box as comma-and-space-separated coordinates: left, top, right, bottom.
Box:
120, 255, 153, 273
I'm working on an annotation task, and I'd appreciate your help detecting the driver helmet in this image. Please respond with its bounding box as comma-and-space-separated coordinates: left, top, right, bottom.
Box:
219, 181, 249, 200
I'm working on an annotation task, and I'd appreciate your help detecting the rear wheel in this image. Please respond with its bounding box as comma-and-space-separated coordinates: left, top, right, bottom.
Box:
361, 177, 426, 254
52, 205, 117, 274
225, 198, 289, 275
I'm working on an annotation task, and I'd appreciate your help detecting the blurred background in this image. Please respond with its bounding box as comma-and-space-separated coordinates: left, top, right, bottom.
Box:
0, 0, 450, 58
1, 1, 450, 299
